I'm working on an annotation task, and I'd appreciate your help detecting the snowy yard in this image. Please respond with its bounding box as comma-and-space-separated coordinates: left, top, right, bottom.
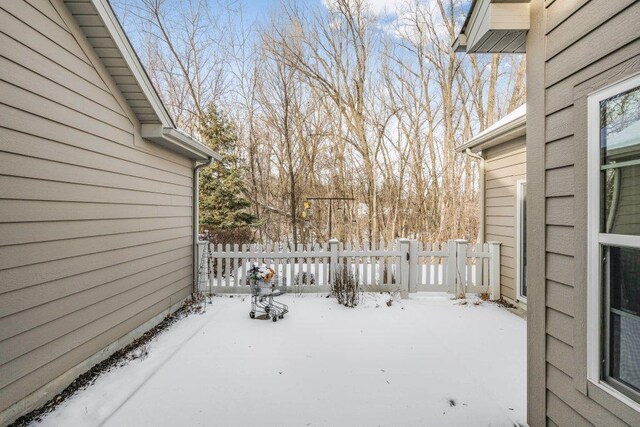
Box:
36, 294, 526, 427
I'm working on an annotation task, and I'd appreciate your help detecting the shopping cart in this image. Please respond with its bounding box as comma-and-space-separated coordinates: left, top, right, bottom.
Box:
248, 265, 289, 322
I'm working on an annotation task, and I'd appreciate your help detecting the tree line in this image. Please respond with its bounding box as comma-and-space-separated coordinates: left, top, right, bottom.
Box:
114, 0, 526, 246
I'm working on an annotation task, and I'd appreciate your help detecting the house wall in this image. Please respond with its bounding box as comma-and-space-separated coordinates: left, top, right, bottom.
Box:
483, 136, 526, 304
0, 0, 194, 420
528, 0, 640, 425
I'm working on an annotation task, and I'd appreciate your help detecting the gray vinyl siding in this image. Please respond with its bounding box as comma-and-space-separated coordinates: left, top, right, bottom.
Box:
534, 0, 640, 424
0, 0, 194, 415
483, 136, 526, 302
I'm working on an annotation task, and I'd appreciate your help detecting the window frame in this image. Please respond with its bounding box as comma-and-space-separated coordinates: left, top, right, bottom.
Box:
587, 72, 640, 410
515, 179, 527, 303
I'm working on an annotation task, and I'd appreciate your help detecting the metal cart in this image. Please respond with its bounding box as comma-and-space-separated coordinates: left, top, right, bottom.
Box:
248, 266, 289, 322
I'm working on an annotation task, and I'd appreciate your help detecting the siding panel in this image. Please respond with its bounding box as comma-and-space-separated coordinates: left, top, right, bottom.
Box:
546, 225, 574, 256
0, 236, 192, 294
545, 137, 574, 169
0, 128, 192, 187
546, 335, 574, 378
0, 7, 107, 90
541, 0, 640, 423
545, 1, 640, 86
546, 0, 635, 60
546, 197, 574, 227
547, 365, 627, 426
0, 57, 131, 131
546, 307, 574, 346
0, 286, 191, 414
0, 0, 195, 415
0, 217, 192, 247
0, 275, 191, 390
0, 200, 191, 223
0, 247, 192, 340
0, 263, 192, 367
0, 151, 191, 197
546, 280, 574, 316
0, 104, 193, 177
483, 138, 525, 303
545, 167, 574, 197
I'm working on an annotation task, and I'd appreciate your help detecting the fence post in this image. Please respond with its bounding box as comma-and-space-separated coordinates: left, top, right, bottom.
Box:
328, 238, 340, 287
447, 239, 457, 293
398, 238, 410, 298
488, 241, 501, 300
455, 239, 468, 299
408, 240, 418, 293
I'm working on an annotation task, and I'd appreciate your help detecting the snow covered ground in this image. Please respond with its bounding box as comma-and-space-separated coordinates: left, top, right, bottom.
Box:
36, 294, 526, 427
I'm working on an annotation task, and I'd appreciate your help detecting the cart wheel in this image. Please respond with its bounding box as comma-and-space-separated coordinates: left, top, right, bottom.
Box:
249, 311, 255, 319
279, 314, 284, 319
272, 315, 278, 322
264, 306, 270, 314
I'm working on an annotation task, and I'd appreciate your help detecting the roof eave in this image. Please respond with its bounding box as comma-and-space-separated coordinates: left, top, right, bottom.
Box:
456, 115, 527, 154
452, 0, 529, 54
452, 0, 477, 51
141, 125, 221, 161
452, 34, 467, 53
90, 0, 174, 127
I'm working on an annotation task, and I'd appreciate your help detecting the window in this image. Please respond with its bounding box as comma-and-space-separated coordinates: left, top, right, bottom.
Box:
516, 180, 527, 301
588, 74, 640, 406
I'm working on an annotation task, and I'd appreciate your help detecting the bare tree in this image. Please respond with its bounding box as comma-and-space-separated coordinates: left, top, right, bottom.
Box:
114, 0, 527, 245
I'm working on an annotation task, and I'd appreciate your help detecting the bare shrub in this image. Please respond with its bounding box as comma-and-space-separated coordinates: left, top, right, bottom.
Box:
331, 265, 360, 308
294, 272, 315, 286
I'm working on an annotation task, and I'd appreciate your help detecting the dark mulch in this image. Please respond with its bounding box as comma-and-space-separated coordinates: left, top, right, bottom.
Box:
495, 297, 517, 309
9, 295, 204, 427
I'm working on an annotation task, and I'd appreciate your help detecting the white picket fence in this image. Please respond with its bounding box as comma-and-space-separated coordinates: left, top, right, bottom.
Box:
197, 238, 501, 299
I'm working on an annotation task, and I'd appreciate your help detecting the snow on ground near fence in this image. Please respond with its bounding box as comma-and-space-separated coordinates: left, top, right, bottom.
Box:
37, 294, 526, 427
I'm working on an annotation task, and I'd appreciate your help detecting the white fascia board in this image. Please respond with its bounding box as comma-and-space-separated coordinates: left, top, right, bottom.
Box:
91, 0, 174, 127
456, 109, 527, 154
141, 124, 221, 161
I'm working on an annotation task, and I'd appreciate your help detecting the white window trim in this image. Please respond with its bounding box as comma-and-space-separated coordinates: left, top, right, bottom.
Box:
515, 179, 527, 303
587, 72, 640, 410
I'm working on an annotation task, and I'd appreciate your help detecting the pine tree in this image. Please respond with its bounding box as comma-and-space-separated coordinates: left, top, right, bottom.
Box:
198, 105, 259, 233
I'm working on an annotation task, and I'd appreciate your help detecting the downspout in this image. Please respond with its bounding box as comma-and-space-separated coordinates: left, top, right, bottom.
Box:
193, 156, 213, 293
464, 148, 485, 243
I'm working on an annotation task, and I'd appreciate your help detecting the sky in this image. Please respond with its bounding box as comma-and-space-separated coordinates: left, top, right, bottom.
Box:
224, 0, 422, 34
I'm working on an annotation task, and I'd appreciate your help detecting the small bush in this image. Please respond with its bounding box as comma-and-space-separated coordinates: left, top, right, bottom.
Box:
294, 272, 315, 286
331, 265, 360, 308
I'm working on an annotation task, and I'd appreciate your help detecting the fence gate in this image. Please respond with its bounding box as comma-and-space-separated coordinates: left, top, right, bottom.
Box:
197, 239, 500, 299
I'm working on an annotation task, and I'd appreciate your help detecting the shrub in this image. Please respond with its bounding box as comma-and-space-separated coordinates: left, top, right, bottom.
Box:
294, 272, 315, 286
331, 264, 360, 307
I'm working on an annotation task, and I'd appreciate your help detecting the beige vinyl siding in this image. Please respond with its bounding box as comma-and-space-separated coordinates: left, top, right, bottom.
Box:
532, 0, 640, 424
0, 0, 194, 415
483, 136, 526, 302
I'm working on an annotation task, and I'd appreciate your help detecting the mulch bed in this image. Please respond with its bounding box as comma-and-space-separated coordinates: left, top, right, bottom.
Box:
9, 295, 204, 426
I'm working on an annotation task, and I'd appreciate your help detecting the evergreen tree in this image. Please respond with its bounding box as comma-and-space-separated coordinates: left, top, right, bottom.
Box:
198, 105, 259, 232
